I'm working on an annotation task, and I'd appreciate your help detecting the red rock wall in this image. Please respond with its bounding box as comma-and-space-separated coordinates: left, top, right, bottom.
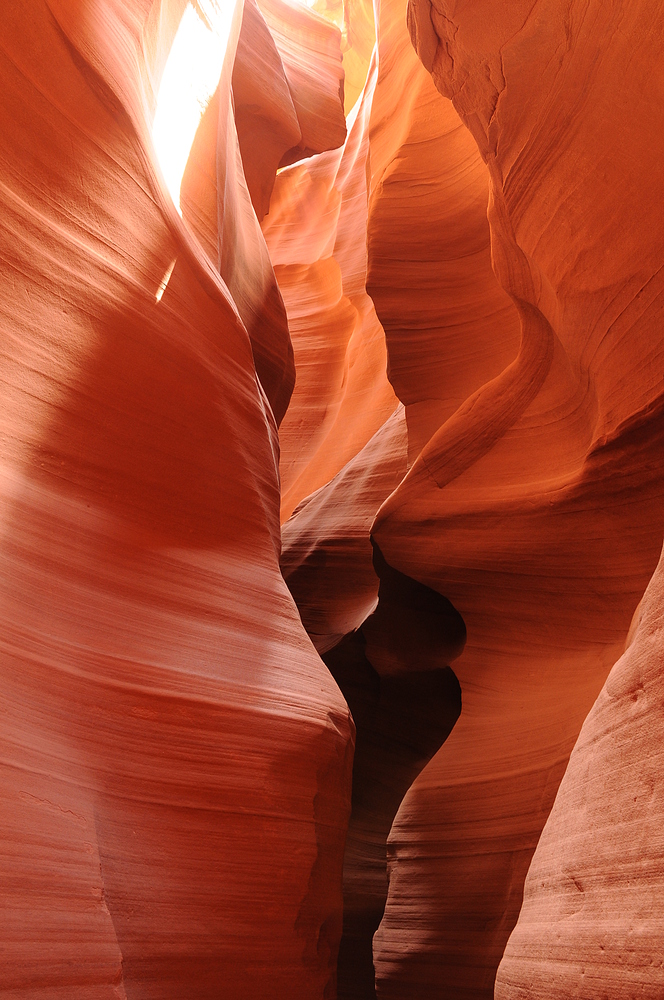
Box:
369, 0, 664, 996
495, 542, 664, 998
3, 0, 664, 997
0, 1, 352, 997
270, 0, 664, 996
263, 37, 398, 527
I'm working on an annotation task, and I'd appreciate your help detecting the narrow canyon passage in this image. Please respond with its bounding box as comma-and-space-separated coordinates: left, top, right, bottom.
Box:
1, 1, 664, 999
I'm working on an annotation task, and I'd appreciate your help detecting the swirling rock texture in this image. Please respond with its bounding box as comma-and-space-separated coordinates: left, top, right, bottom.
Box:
371, 0, 664, 997
3, 0, 664, 999
272, 0, 664, 997
495, 541, 664, 999
0, 1, 352, 997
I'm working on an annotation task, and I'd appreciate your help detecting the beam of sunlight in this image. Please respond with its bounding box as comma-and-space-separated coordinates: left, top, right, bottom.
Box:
155, 258, 177, 302
152, 1, 235, 214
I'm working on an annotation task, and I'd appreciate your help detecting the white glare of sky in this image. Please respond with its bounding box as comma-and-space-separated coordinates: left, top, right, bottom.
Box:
152, 1, 235, 213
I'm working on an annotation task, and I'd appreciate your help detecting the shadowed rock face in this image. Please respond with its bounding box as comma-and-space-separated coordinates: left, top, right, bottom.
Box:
362, 543, 467, 677
364, 0, 664, 994
277, 0, 664, 993
326, 542, 464, 1000
324, 598, 462, 1000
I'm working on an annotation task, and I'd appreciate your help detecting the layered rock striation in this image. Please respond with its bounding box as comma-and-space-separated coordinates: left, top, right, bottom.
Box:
273, 0, 664, 996
368, 0, 664, 994
0, 1, 352, 997
495, 542, 664, 999
2, 0, 664, 998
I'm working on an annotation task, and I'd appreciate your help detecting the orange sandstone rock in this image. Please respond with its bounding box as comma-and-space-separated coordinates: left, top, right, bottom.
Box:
495, 541, 664, 998
264, 43, 398, 523
232, 0, 301, 222
258, 0, 347, 164
369, 0, 664, 996
4, 0, 664, 997
0, 2, 353, 997
180, 0, 295, 426
366, 0, 520, 463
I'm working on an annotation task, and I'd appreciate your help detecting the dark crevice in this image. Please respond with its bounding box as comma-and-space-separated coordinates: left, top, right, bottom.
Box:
362, 541, 466, 676
316, 542, 465, 999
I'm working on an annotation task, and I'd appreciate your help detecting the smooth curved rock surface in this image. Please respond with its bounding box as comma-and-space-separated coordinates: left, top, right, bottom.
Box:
369, 0, 664, 996
281, 408, 407, 654
263, 34, 398, 524
325, 629, 461, 1000
180, 0, 295, 426
495, 541, 664, 998
0, 1, 353, 997
259, 0, 347, 165
366, 0, 521, 463
307, 0, 376, 115
232, 0, 301, 222
4, 0, 664, 997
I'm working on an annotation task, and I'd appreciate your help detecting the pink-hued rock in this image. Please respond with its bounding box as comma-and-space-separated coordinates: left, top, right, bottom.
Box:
270, 0, 664, 993
180, 0, 295, 426
496, 542, 664, 999
232, 0, 302, 222
258, 0, 347, 164
4, 0, 664, 997
263, 40, 398, 523
0, 1, 353, 996
282, 408, 407, 654
366, 0, 520, 463
367, 0, 664, 996
327, 0, 377, 115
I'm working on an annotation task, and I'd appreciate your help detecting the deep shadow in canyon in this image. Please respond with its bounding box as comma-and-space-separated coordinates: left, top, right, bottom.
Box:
285, 543, 465, 999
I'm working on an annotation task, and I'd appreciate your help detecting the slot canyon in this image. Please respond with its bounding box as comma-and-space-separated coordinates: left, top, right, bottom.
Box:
1, 0, 664, 997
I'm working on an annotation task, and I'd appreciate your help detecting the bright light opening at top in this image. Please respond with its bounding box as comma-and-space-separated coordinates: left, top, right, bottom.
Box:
152, 1, 234, 213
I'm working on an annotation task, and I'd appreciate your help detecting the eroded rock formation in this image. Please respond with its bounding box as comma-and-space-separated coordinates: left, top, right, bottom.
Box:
2, 0, 664, 997
0, 1, 351, 996
369, 0, 664, 994
272, 0, 664, 996
495, 542, 664, 999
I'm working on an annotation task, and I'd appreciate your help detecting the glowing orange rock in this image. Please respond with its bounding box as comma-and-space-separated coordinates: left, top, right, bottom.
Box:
4, 0, 664, 997
495, 542, 664, 998
370, 0, 664, 996
0, 2, 352, 997
232, 0, 301, 222
259, 0, 347, 164
180, 0, 295, 426
264, 36, 398, 524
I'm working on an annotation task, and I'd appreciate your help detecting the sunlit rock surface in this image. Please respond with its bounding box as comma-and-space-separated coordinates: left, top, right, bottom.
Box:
369, 0, 664, 996
495, 542, 664, 999
272, 0, 664, 996
2, 0, 664, 998
0, 1, 351, 997
259, 0, 347, 164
